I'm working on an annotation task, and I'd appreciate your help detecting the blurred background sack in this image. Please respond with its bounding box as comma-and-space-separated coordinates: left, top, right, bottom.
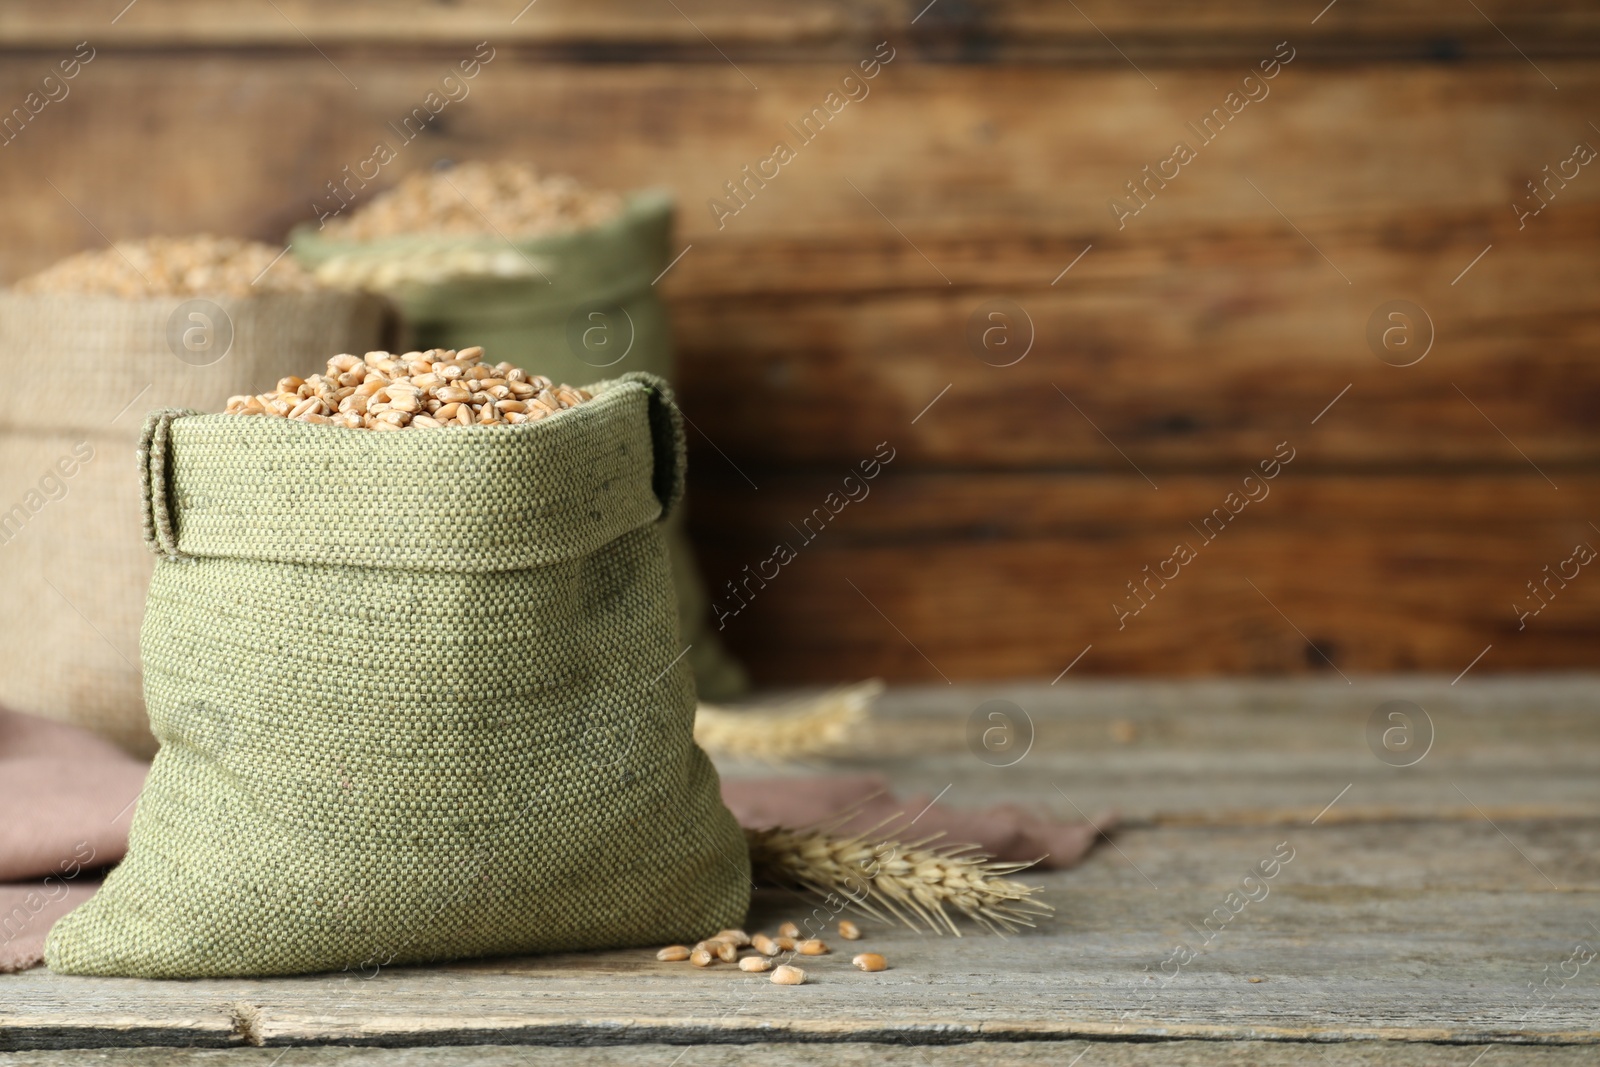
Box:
291, 167, 746, 700
0, 258, 391, 756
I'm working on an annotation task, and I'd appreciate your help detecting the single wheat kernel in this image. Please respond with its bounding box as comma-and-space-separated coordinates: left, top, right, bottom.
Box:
739, 957, 772, 973
771, 965, 807, 986
751, 933, 780, 956
797, 940, 829, 956
837, 920, 861, 940
712, 940, 738, 963
657, 945, 690, 962
777, 922, 800, 938
715, 929, 751, 948
689, 947, 714, 967
852, 953, 887, 972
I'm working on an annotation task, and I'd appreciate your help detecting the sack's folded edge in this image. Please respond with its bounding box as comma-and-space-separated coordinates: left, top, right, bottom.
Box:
136, 372, 685, 573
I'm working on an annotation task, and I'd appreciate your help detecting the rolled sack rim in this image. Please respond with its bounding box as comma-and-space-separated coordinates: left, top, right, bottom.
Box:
138, 371, 684, 573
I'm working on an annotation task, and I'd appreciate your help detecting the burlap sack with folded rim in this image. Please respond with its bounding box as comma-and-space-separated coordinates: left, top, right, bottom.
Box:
44, 372, 750, 978
291, 190, 748, 702
0, 290, 390, 757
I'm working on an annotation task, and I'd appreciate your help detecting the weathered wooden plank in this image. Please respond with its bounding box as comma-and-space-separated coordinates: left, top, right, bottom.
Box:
689, 474, 1600, 681
728, 678, 1600, 825
1033, 822, 1600, 892
0, 45, 1594, 683
4, 59, 1595, 474
858, 677, 1600, 758
2, 680, 1595, 1050
4, 1041, 1600, 1065
667, 204, 1600, 295
0, 0, 1594, 57
672, 224, 1600, 468
4, 885, 1598, 1048
0, 0, 869, 50
3, 62, 1597, 267
832, 758, 1600, 828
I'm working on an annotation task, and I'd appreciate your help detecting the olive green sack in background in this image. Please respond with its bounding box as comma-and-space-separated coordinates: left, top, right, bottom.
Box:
0, 290, 390, 757
45, 373, 750, 978
291, 190, 748, 702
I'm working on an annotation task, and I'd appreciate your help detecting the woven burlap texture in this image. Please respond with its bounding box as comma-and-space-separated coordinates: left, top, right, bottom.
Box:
44, 373, 751, 978
0, 291, 390, 757
292, 193, 748, 702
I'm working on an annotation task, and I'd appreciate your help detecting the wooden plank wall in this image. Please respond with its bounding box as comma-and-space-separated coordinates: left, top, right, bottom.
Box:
1, 1, 1597, 684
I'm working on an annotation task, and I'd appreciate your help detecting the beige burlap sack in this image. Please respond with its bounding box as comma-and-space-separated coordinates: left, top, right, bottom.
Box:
0, 291, 390, 756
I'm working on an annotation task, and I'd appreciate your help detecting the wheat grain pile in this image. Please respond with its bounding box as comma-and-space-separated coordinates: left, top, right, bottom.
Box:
224, 346, 591, 430
14, 236, 320, 297
321, 162, 624, 242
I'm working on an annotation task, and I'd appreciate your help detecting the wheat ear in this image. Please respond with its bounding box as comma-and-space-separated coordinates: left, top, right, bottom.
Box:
694, 680, 883, 761
744, 824, 1053, 936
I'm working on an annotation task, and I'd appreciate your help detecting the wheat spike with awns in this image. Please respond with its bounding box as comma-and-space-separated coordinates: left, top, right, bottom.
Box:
745, 824, 1053, 936
695, 680, 882, 761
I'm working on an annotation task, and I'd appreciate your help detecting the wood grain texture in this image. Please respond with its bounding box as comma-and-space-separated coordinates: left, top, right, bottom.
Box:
0, 0, 1595, 57
4, 877, 1598, 1049
1, 61, 1594, 470
7, 1044, 1600, 1066
690, 473, 1600, 681
2, 679, 1597, 1052
4, 61, 1597, 260
0, 23, 1594, 677
671, 218, 1600, 469
742, 676, 1600, 828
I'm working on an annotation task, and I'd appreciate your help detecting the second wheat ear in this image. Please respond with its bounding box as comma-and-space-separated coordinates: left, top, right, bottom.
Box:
694, 680, 884, 761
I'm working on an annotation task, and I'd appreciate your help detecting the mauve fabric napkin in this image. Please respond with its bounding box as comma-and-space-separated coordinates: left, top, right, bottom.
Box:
720, 775, 1113, 869
0, 708, 1108, 972
0, 708, 145, 971
0, 882, 101, 973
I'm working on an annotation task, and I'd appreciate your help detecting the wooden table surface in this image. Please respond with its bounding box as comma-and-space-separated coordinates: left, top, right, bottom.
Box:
4, 676, 1598, 1065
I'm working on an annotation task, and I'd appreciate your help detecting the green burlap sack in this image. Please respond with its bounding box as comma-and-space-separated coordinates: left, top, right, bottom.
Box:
290, 191, 747, 701
45, 373, 750, 978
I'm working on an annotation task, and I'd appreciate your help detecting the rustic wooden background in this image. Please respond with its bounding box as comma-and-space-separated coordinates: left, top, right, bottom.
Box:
1, 1, 1597, 684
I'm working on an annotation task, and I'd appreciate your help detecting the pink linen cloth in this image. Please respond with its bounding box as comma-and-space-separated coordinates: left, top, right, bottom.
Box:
0, 708, 145, 971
